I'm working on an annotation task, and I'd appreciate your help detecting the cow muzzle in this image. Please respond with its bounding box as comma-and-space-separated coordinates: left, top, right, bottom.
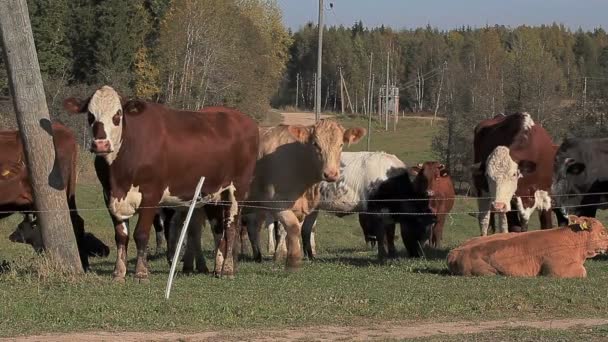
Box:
323, 169, 339, 182
90, 139, 113, 155
492, 201, 507, 212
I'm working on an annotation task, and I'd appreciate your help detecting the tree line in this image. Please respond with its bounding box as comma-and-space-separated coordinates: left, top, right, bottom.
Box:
275, 22, 608, 186
0, 0, 291, 142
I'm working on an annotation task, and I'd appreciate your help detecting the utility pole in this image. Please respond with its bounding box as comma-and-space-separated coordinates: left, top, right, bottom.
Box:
385, 49, 390, 131
367, 73, 374, 152
339, 67, 345, 115
367, 52, 373, 116
432, 61, 447, 126
313, 72, 317, 112
0, 0, 82, 272
315, 0, 324, 122
295, 72, 300, 110
583, 76, 587, 115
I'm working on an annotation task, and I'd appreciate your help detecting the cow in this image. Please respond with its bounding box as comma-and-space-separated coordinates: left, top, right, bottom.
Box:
244, 119, 366, 270
470, 112, 564, 236
365, 170, 437, 260
9, 213, 110, 257
447, 216, 608, 277
63, 86, 259, 282
551, 137, 608, 224
410, 161, 455, 248
0, 122, 106, 270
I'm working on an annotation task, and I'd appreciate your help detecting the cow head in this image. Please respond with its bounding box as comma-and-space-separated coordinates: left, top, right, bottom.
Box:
63, 86, 124, 163
287, 119, 366, 182
471, 146, 538, 213
551, 139, 590, 211
9, 214, 44, 253
567, 215, 608, 258
413, 161, 449, 198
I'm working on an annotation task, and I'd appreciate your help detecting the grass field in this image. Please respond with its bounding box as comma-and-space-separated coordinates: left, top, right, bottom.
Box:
1, 116, 608, 339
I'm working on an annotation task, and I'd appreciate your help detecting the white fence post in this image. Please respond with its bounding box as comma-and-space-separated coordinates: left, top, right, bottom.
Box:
165, 176, 206, 300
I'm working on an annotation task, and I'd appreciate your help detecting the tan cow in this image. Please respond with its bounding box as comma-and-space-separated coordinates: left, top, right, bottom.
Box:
245, 119, 366, 269
447, 216, 608, 278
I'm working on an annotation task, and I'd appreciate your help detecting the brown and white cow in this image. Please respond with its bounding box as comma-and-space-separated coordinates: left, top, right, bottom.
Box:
411, 161, 455, 248
245, 120, 366, 269
470, 112, 562, 236
63, 86, 259, 282
0, 122, 107, 270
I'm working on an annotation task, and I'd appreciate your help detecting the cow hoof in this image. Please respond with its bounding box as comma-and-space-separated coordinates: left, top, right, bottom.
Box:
112, 276, 126, 284
155, 247, 166, 255
182, 267, 194, 275
197, 266, 210, 274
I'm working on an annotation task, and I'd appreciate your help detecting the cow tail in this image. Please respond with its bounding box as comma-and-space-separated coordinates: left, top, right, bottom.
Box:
446, 249, 461, 275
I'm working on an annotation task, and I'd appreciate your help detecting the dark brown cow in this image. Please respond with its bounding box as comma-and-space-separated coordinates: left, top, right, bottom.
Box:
0, 123, 107, 270
411, 162, 455, 248
470, 112, 564, 235
64, 86, 259, 282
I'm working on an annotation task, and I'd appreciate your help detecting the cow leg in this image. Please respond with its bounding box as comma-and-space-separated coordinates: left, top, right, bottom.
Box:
274, 222, 288, 261
67, 195, 89, 271
153, 212, 167, 255
543, 262, 587, 278
183, 208, 208, 274
166, 210, 184, 266
477, 198, 491, 236
432, 214, 446, 249
239, 220, 251, 259
358, 214, 377, 248
245, 212, 264, 262
310, 222, 317, 257
112, 219, 129, 282
276, 210, 303, 270
267, 219, 276, 255
386, 223, 396, 259
375, 220, 388, 262
214, 187, 239, 278
553, 207, 569, 226
301, 211, 318, 260
538, 209, 553, 229
163, 209, 175, 253
497, 212, 508, 234
133, 202, 160, 283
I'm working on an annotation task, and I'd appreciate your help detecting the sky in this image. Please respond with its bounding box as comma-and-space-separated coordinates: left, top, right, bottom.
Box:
276, 0, 607, 32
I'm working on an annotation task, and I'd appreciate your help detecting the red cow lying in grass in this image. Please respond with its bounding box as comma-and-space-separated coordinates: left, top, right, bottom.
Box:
447, 216, 608, 278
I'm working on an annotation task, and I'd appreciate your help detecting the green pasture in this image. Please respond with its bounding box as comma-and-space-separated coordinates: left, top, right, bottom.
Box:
1, 116, 607, 339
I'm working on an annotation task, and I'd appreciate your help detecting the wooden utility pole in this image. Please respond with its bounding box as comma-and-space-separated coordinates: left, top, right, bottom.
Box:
583, 76, 587, 115
367, 52, 373, 116
367, 73, 374, 151
0, 0, 82, 272
315, 0, 324, 122
385, 49, 390, 131
339, 67, 345, 114
295, 72, 300, 110
432, 61, 447, 126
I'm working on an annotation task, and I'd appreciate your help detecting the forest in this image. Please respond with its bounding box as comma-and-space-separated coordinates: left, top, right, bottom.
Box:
1, 1, 608, 183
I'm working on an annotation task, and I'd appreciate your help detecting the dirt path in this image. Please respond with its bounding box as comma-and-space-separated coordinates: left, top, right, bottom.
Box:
5, 318, 608, 341
280, 111, 332, 126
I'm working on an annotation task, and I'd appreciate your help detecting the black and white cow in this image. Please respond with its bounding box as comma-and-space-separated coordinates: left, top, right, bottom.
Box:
268, 151, 429, 260
551, 137, 608, 223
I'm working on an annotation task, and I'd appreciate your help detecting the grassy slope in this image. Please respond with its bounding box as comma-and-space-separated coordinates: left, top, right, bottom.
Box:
1, 117, 608, 337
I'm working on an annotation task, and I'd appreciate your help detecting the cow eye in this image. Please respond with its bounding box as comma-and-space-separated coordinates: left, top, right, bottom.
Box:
87, 112, 95, 125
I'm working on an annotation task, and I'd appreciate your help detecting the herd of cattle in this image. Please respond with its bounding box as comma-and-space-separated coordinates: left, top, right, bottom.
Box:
2, 85, 608, 280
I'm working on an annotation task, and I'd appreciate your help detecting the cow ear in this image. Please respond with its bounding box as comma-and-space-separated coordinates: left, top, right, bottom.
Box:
287, 125, 311, 143
123, 100, 145, 116
63, 97, 88, 114
566, 162, 585, 175
518, 160, 537, 174
343, 127, 366, 145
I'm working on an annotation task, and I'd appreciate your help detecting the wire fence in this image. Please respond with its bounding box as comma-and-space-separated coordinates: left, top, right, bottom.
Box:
4, 192, 608, 217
